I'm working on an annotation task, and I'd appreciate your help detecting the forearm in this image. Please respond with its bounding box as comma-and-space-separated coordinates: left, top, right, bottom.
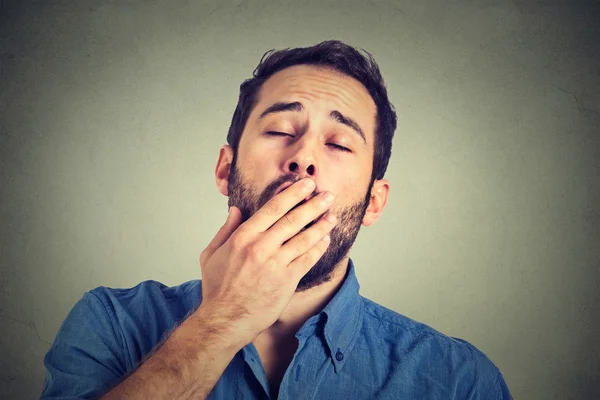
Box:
100, 308, 244, 400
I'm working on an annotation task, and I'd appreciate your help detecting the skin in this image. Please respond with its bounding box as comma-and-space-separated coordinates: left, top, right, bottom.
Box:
213, 64, 390, 387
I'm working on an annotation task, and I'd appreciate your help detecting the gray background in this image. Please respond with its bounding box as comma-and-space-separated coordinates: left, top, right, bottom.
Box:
1, 0, 599, 399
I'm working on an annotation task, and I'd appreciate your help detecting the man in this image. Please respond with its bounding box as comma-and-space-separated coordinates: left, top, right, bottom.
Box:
41, 40, 512, 399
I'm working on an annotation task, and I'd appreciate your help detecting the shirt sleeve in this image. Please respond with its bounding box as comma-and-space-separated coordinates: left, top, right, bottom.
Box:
493, 370, 513, 400
40, 291, 128, 399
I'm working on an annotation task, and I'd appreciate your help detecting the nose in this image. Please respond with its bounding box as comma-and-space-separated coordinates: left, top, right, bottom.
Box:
284, 137, 318, 177
287, 160, 315, 176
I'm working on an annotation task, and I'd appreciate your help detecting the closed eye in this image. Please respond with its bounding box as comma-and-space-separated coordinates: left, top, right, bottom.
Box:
328, 143, 351, 152
267, 132, 351, 153
267, 131, 293, 137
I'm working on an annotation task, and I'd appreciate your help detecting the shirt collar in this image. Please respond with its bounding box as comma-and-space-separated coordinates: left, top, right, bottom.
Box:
296, 258, 364, 373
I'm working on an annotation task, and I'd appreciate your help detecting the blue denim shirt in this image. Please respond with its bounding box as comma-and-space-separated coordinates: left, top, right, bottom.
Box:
41, 259, 512, 399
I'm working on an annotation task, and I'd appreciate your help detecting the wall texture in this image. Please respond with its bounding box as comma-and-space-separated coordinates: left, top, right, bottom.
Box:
1, 1, 599, 399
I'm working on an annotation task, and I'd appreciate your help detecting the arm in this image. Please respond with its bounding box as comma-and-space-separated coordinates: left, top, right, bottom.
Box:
100, 306, 243, 400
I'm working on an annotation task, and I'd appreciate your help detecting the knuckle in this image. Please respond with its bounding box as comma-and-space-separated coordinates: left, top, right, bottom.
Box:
247, 243, 267, 262
229, 231, 246, 249
282, 213, 296, 226
265, 198, 282, 214
293, 234, 308, 251
299, 250, 314, 265
312, 238, 328, 254
263, 256, 278, 271
313, 243, 327, 258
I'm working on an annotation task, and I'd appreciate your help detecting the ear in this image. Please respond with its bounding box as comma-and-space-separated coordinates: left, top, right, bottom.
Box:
362, 179, 389, 227
215, 145, 234, 197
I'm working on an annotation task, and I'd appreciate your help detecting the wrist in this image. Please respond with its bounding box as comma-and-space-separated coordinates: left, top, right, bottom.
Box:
190, 304, 252, 353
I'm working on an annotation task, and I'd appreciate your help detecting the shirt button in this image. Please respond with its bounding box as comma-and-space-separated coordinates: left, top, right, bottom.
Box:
335, 350, 344, 361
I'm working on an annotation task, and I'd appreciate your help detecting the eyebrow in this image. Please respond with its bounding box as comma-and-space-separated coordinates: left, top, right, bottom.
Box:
258, 101, 367, 146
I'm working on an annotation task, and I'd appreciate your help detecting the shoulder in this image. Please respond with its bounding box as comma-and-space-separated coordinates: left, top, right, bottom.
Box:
40, 280, 203, 398
87, 279, 202, 346
64, 278, 203, 351
357, 296, 510, 398
89, 279, 202, 320
360, 295, 490, 359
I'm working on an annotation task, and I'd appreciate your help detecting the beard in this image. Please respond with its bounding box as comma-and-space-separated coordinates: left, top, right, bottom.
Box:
227, 155, 373, 292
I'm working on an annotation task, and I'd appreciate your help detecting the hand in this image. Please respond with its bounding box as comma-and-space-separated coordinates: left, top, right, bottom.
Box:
197, 178, 337, 346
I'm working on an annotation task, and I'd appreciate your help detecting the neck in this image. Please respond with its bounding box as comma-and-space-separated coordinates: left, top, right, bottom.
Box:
262, 257, 350, 340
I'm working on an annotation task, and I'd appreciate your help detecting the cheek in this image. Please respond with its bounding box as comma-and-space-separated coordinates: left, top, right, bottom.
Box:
332, 176, 369, 208
241, 148, 281, 187
241, 145, 269, 172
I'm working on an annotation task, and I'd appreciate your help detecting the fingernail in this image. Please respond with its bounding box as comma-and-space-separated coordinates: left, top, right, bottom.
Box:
322, 234, 330, 243
323, 192, 334, 203
325, 212, 337, 224
303, 179, 316, 190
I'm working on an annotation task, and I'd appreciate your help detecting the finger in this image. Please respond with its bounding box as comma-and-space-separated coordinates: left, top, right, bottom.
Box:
287, 231, 331, 282
241, 178, 316, 233
262, 190, 335, 247
200, 207, 243, 266
277, 211, 337, 265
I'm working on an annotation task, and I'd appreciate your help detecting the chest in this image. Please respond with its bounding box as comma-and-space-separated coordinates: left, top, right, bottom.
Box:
208, 338, 476, 400
252, 336, 299, 397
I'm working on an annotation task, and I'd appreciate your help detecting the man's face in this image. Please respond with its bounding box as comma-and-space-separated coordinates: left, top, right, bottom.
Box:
227, 65, 378, 292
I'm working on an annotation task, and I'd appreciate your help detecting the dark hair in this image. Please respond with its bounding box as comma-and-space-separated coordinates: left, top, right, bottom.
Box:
226, 40, 397, 181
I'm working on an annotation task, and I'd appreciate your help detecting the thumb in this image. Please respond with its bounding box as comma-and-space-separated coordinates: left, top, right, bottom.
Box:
200, 206, 243, 266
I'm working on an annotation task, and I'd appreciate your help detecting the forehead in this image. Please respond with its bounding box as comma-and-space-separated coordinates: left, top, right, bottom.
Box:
254, 65, 377, 138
